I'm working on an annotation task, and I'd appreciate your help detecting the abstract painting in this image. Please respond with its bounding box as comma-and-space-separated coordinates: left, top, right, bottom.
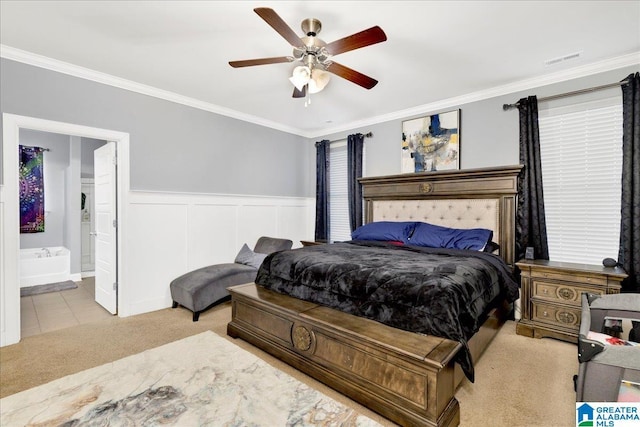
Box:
401, 109, 460, 173
19, 145, 45, 233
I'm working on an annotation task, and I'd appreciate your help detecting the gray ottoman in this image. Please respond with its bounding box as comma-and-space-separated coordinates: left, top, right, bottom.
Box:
170, 263, 258, 321
170, 236, 293, 321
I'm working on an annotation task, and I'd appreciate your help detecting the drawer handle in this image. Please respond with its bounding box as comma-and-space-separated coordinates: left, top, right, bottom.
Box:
543, 311, 548, 317
542, 288, 549, 294
558, 288, 575, 300
557, 311, 577, 324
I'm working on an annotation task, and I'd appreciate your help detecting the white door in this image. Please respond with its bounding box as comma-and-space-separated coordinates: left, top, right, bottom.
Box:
94, 142, 117, 314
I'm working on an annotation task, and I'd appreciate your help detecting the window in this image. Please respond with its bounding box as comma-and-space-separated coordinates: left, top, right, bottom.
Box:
329, 141, 351, 242
328, 140, 365, 242
538, 96, 623, 265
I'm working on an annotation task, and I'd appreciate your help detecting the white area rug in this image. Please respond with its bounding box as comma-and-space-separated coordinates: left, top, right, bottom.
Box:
1, 331, 382, 426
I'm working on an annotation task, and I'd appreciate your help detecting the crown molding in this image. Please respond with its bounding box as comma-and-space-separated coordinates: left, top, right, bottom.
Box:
0, 45, 305, 136
2, 45, 638, 140
308, 51, 640, 138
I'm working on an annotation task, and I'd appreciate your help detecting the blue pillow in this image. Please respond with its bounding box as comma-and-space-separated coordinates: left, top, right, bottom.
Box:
351, 221, 417, 243
409, 222, 493, 251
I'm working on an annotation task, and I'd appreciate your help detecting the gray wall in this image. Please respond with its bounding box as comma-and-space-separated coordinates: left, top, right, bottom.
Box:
308, 65, 639, 193
80, 137, 107, 178
65, 136, 82, 274
0, 58, 312, 197
2, 58, 637, 201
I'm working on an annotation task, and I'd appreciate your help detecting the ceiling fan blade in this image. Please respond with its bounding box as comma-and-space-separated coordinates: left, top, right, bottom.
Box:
324, 26, 387, 56
254, 8, 304, 48
229, 56, 294, 68
325, 62, 378, 89
292, 85, 307, 98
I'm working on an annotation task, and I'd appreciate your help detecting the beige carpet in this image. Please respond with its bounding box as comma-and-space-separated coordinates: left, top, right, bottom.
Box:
0, 303, 578, 426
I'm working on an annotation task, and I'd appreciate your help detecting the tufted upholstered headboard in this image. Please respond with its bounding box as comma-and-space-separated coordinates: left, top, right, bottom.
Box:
359, 165, 523, 268
371, 198, 501, 242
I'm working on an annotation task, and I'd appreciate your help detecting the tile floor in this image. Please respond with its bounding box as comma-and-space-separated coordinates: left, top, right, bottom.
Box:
20, 277, 114, 338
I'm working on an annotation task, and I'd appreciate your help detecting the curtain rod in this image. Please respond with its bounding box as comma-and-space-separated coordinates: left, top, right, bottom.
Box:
328, 131, 373, 144
502, 79, 629, 111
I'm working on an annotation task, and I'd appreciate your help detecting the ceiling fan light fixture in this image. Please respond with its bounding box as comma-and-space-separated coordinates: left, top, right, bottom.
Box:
308, 69, 331, 94
289, 65, 311, 91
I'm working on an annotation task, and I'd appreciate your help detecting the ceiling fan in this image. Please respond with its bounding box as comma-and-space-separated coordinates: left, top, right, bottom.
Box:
229, 8, 387, 100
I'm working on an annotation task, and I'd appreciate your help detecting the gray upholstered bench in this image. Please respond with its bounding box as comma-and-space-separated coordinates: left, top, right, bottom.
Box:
170, 236, 292, 321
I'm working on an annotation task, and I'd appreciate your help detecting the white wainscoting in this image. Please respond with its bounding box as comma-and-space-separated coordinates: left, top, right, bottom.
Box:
1, 183, 21, 347
123, 191, 314, 316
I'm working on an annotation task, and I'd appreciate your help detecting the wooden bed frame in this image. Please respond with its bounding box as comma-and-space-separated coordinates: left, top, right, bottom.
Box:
227, 165, 523, 427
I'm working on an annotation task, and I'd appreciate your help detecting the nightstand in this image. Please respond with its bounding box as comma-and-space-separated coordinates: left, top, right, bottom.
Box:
516, 259, 627, 343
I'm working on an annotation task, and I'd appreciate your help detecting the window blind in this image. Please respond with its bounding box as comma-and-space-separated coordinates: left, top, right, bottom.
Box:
538, 97, 623, 265
329, 142, 351, 242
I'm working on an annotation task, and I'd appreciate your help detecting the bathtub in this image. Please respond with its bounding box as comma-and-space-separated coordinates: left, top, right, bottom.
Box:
20, 247, 71, 287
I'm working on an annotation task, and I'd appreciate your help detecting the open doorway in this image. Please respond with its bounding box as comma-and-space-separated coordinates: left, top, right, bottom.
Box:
1, 114, 130, 347
15, 129, 110, 337
17, 130, 107, 281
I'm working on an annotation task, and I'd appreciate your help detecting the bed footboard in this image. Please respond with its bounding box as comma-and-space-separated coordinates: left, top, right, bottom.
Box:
227, 283, 462, 427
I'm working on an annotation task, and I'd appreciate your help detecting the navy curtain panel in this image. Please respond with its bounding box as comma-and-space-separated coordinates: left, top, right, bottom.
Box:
347, 133, 364, 232
516, 96, 549, 262
619, 72, 640, 293
315, 140, 330, 241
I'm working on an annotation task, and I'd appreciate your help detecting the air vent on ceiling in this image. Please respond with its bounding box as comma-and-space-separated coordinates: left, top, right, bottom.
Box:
544, 51, 582, 66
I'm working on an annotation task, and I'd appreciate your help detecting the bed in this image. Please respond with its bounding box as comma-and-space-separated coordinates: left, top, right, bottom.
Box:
227, 165, 523, 427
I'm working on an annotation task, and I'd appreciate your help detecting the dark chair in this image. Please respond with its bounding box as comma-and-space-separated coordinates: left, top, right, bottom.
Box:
170, 236, 292, 321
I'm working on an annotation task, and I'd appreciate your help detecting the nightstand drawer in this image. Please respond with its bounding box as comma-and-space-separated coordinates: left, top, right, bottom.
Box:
531, 302, 581, 331
532, 280, 604, 306
531, 269, 607, 286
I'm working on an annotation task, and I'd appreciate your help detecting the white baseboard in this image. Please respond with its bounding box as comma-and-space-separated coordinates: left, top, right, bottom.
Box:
81, 271, 96, 278
125, 295, 172, 318
70, 273, 83, 282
